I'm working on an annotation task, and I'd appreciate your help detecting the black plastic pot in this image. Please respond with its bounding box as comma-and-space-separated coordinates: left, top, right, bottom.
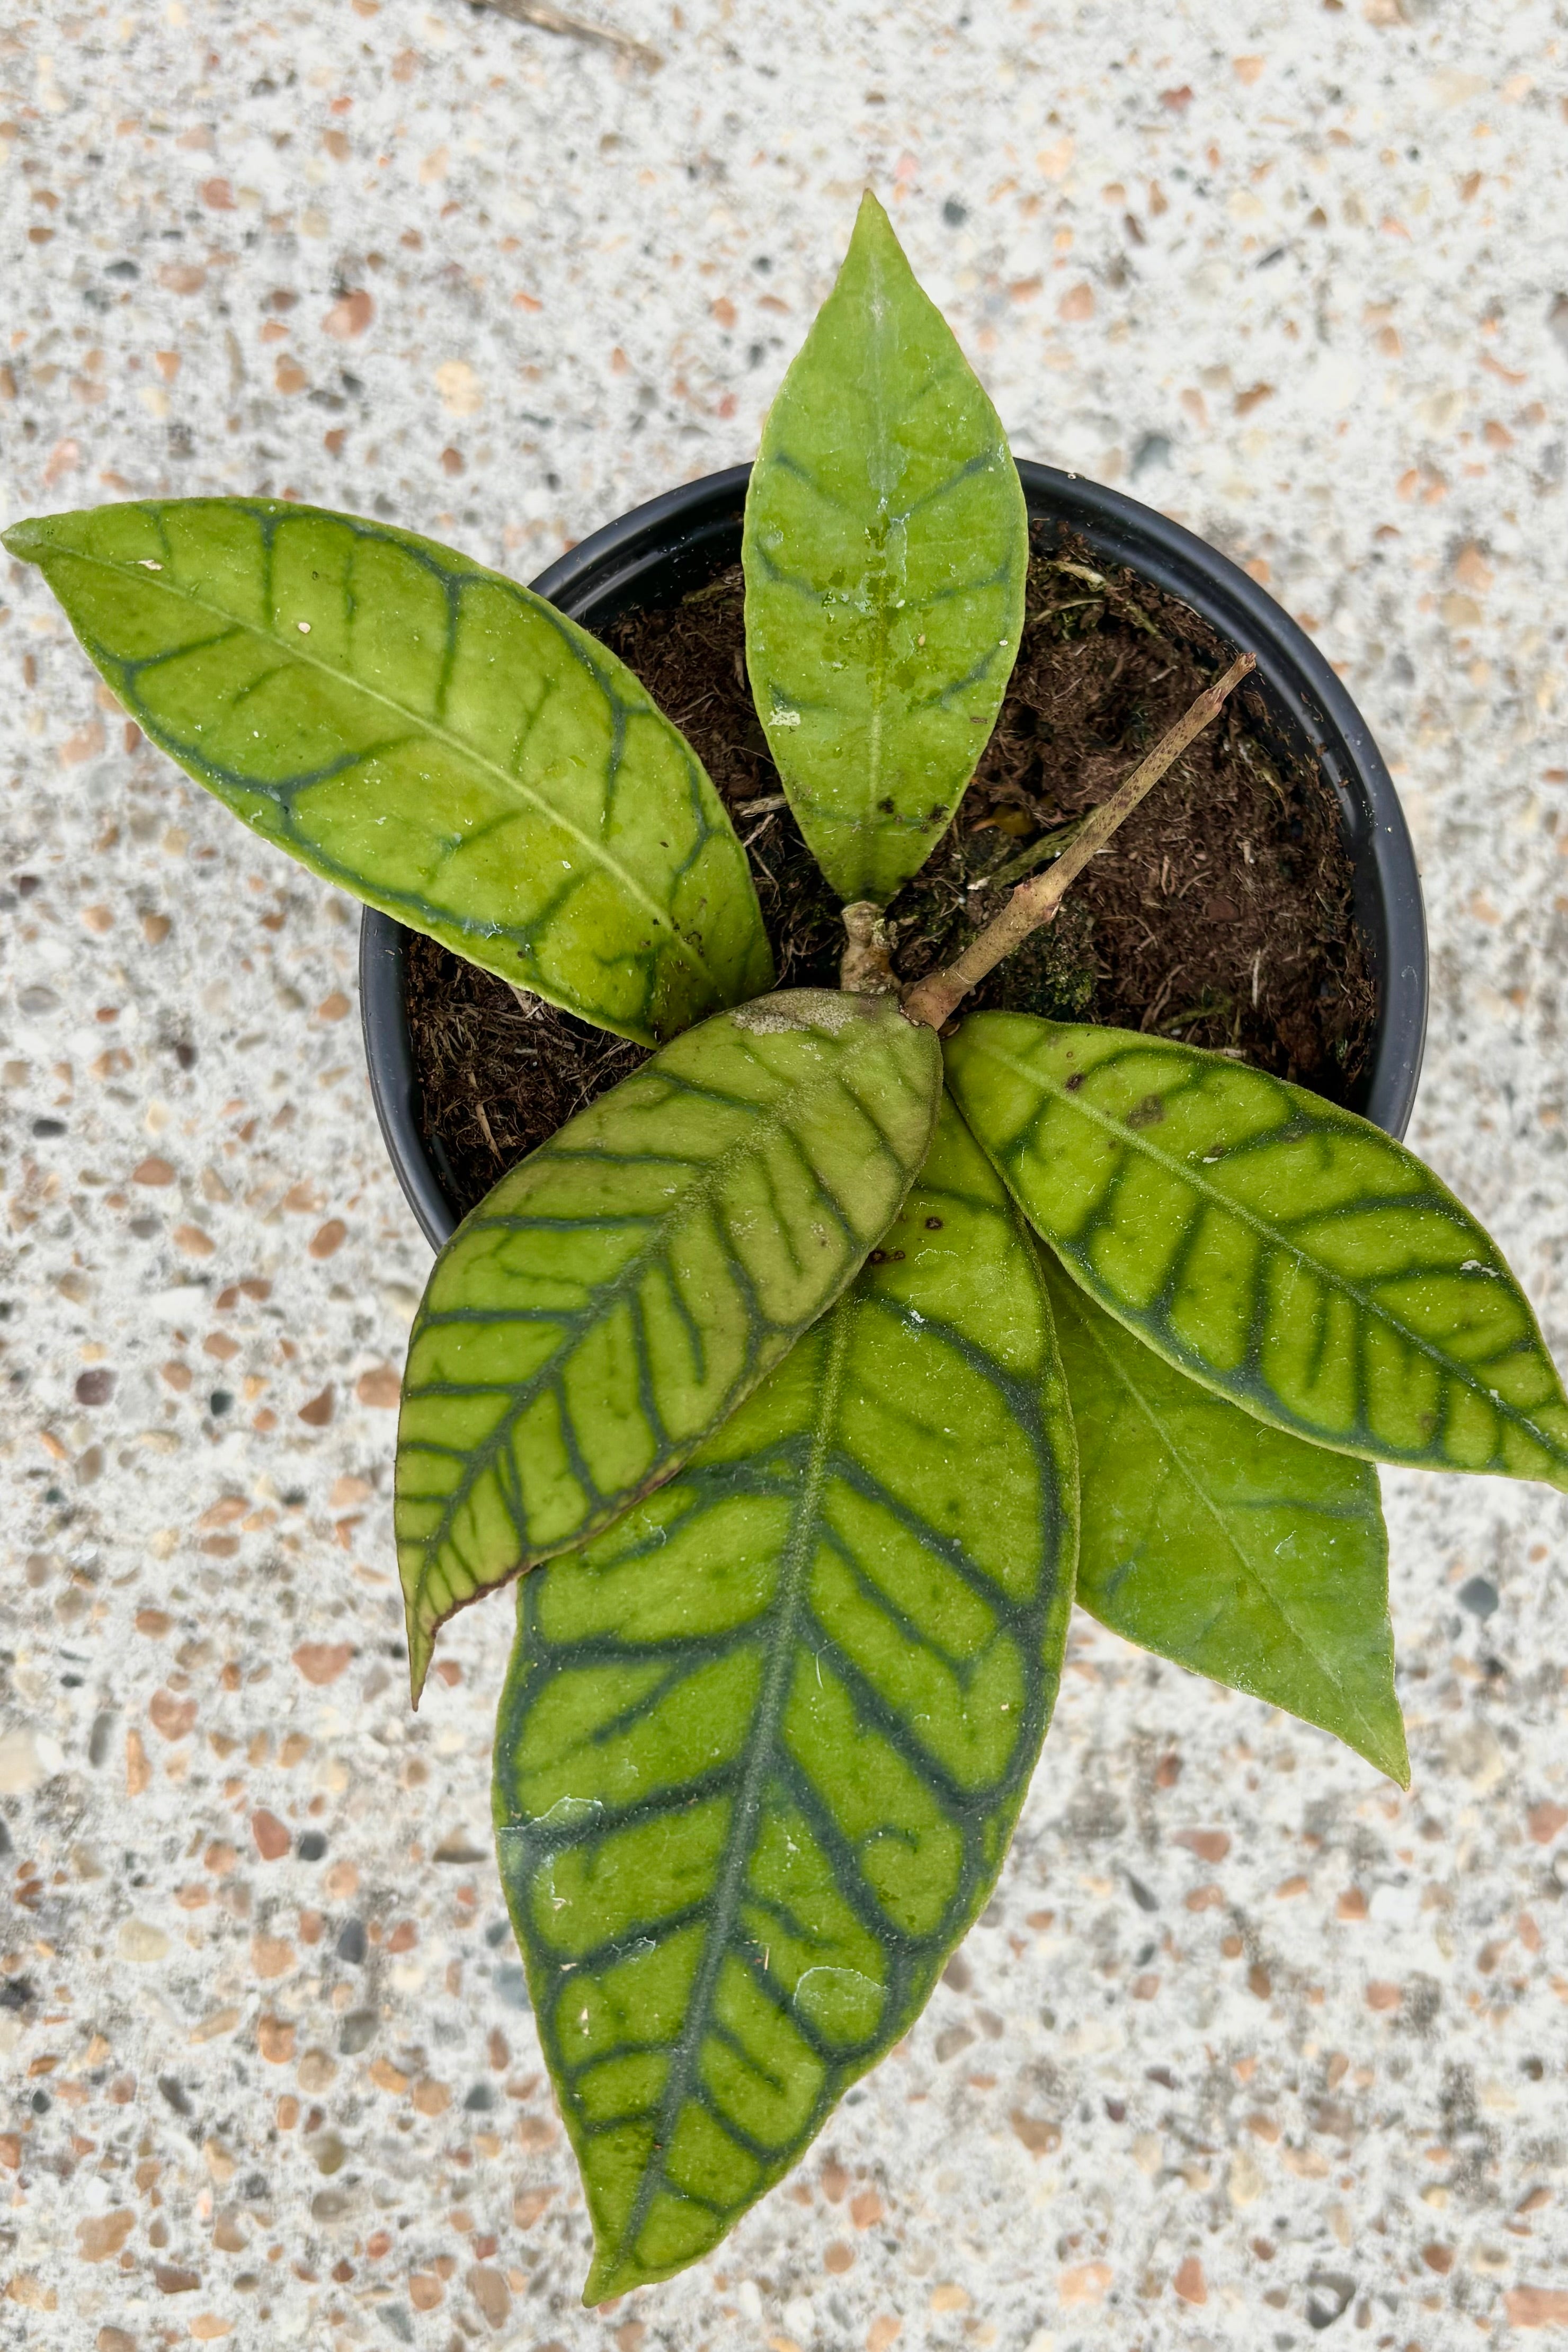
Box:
361, 462, 1428, 1252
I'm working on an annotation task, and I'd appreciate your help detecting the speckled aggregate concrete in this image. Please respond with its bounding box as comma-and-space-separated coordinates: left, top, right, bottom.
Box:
4, 4, 1568, 2348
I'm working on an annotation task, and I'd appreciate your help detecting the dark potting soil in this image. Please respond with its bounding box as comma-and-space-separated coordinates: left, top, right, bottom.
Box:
406, 544, 1377, 1218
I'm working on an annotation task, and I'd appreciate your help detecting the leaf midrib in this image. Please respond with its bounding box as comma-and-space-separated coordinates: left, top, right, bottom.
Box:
603, 1294, 858, 2283
1055, 1272, 1392, 1766
973, 1035, 1568, 1469
405, 1022, 927, 1651
63, 532, 724, 1000
859, 235, 894, 873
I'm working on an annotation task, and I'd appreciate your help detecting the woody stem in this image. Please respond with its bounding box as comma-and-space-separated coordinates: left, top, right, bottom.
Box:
901, 651, 1257, 1031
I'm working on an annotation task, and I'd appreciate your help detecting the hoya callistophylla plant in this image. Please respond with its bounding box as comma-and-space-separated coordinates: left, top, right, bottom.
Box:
11, 191, 1568, 2300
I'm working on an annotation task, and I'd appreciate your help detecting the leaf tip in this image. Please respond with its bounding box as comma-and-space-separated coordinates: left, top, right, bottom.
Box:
2, 515, 47, 565
850, 185, 904, 263
1357, 1706, 1410, 1790
405, 1623, 432, 1710
581, 2247, 634, 2308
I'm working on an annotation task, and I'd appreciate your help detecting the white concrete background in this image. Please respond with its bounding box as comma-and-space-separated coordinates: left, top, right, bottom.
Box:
3, 3, 1568, 2348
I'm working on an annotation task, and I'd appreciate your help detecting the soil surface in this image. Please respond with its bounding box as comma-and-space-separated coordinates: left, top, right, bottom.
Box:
406, 544, 1376, 1217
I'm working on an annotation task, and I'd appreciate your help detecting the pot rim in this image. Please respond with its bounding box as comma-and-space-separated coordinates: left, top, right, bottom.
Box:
362, 461, 1428, 1251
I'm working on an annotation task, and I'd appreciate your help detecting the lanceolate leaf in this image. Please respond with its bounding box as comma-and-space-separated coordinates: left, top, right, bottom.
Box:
742, 192, 1028, 904
1043, 1254, 1406, 1784
945, 1014, 1568, 1490
493, 1097, 1077, 2301
396, 991, 941, 1696
5, 500, 772, 1043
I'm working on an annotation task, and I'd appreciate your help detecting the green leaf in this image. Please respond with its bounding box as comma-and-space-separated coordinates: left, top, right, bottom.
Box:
396, 990, 941, 1695
1043, 1252, 1406, 1784
945, 1014, 1568, 1490
4, 498, 772, 1044
742, 191, 1028, 904
492, 1093, 1076, 2301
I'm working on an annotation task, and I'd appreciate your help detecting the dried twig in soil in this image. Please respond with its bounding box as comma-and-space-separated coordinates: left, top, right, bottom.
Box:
903, 654, 1256, 1030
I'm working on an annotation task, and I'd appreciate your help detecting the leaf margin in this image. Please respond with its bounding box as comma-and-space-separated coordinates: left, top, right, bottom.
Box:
491, 1090, 1079, 2300
741, 190, 1029, 904
395, 988, 944, 1697
1040, 1245, 1408, 1786
3, 496, 774, 1045
943, 1010, 1568, 1494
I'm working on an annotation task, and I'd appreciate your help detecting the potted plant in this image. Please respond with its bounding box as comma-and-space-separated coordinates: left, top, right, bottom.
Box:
10, 194, 1564, 2308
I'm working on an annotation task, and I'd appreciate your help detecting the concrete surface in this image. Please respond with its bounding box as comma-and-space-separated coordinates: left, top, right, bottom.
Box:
3, 3, 1568, 2348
